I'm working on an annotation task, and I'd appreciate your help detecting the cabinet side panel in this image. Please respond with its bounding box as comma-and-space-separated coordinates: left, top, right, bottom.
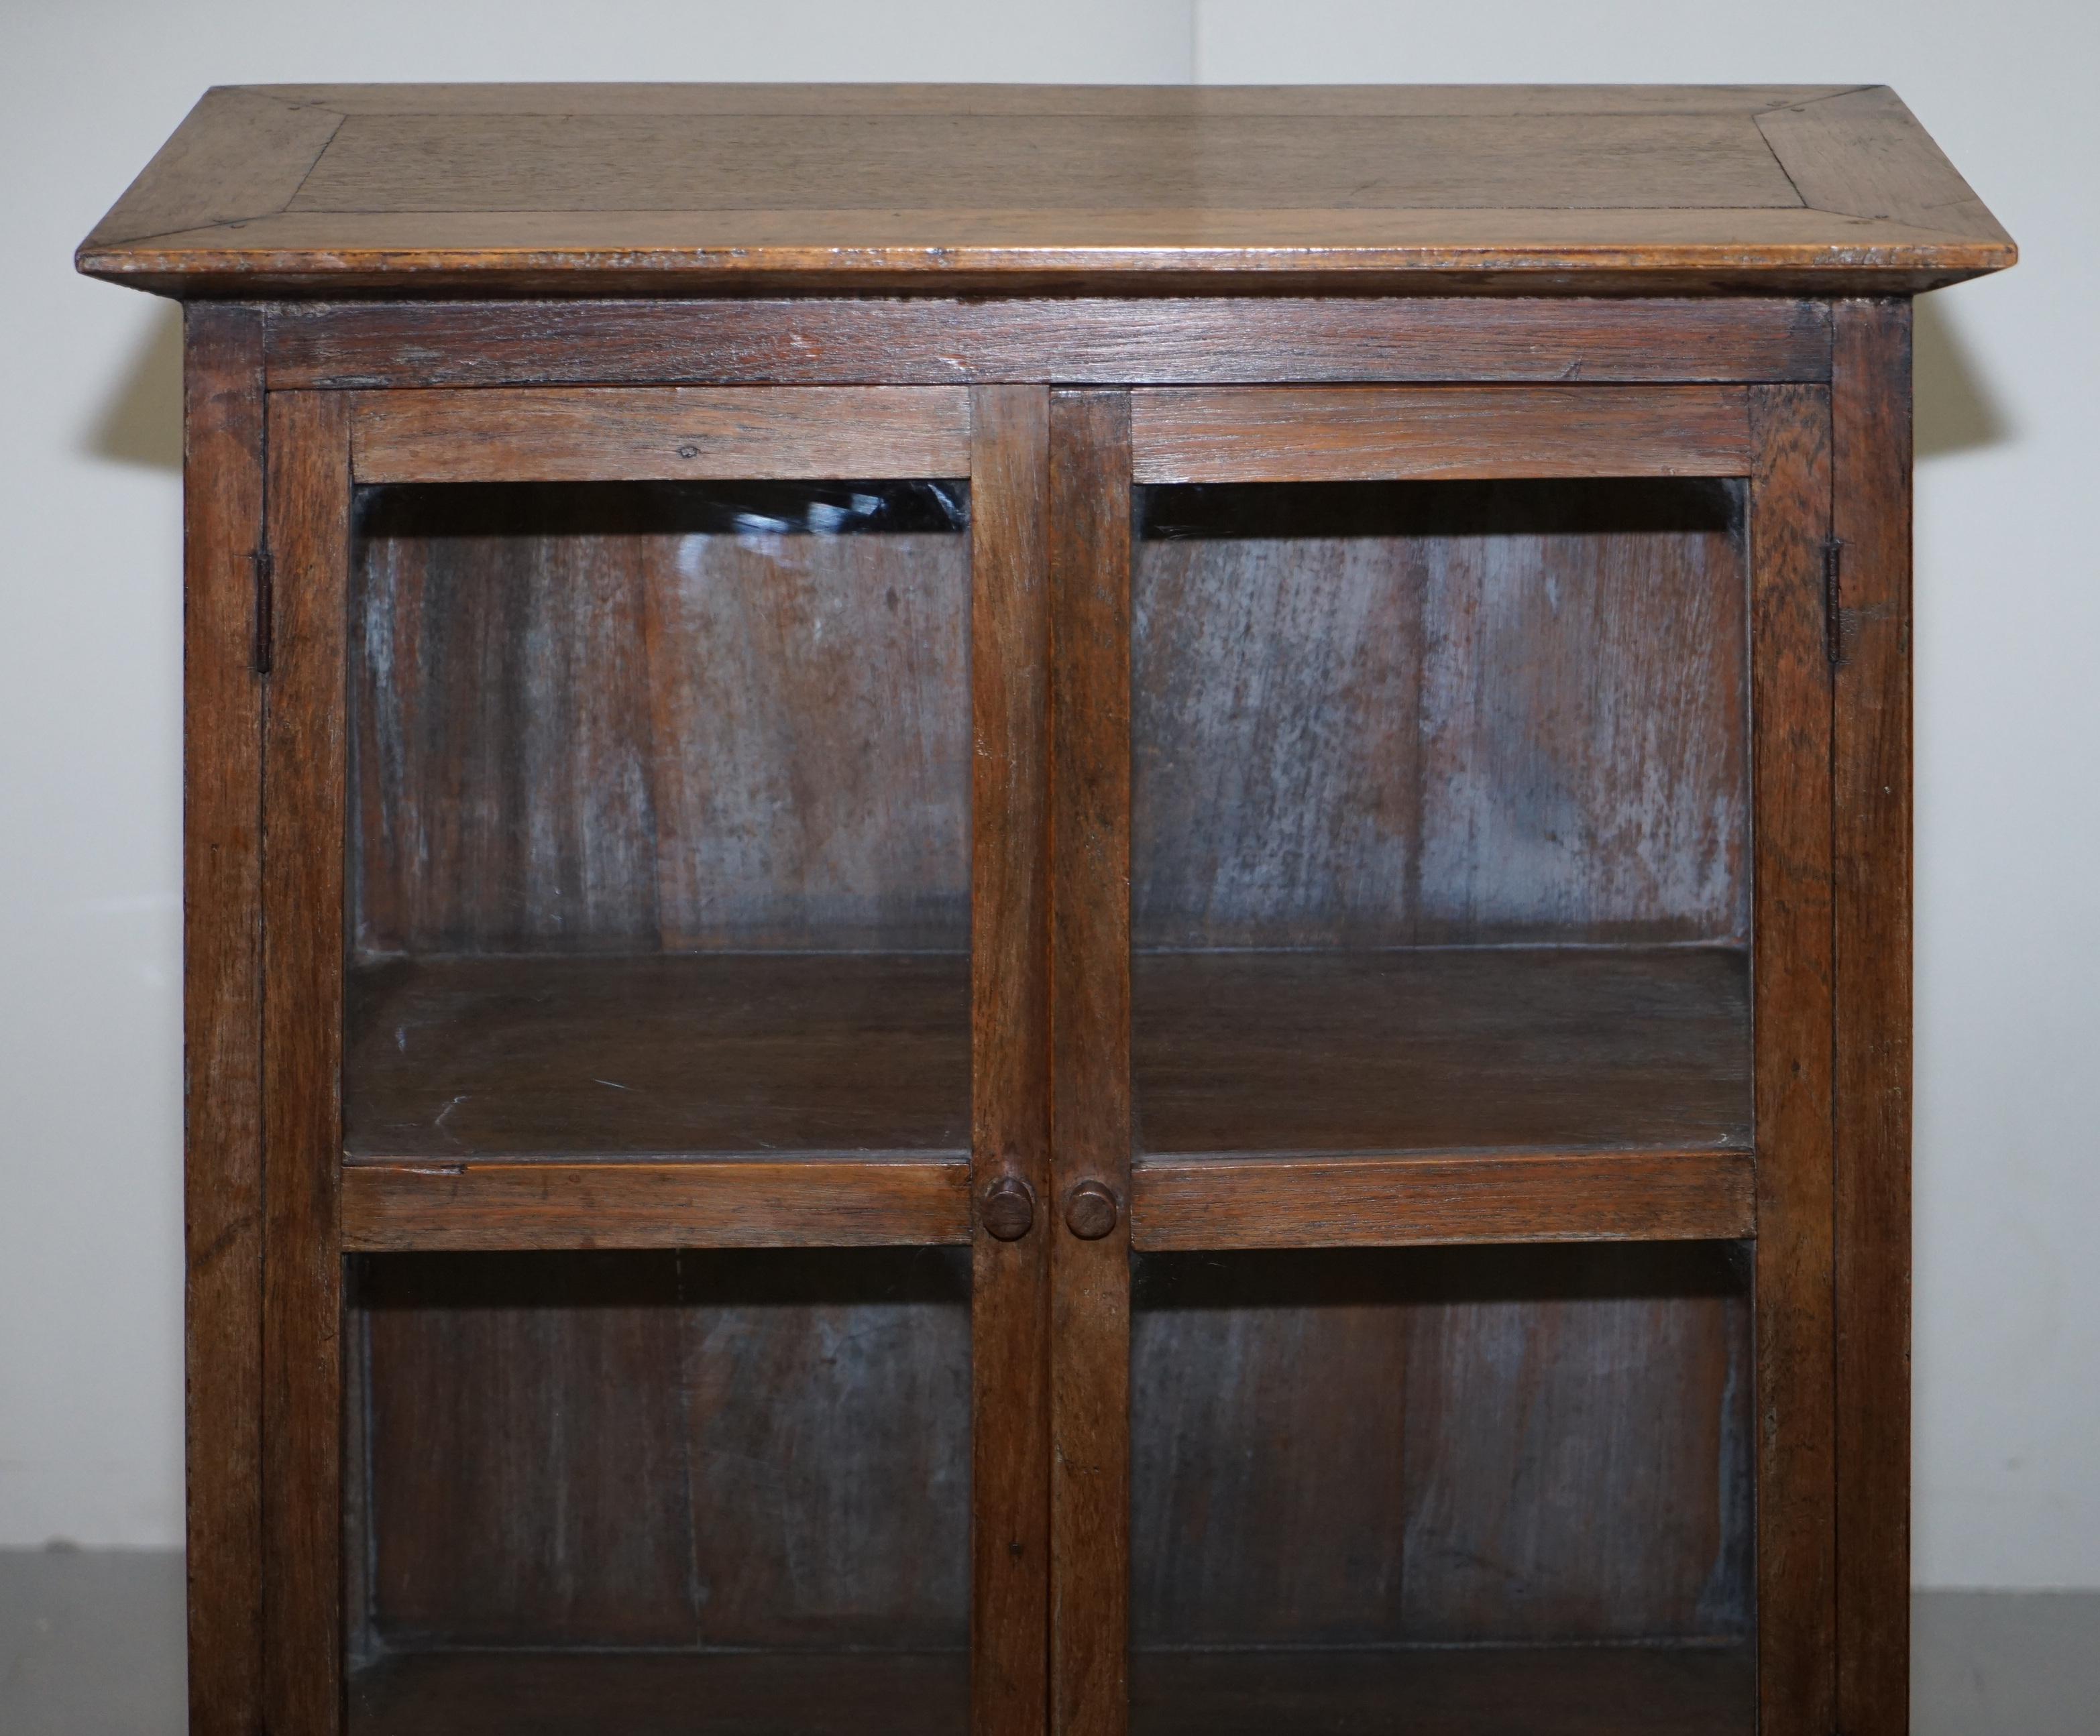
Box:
1747, 386, 1836, 1736
971, 386, 1054, 1736
1832, 298, 1914, 1736
1048, 390, 1133, 1736
263, 390, 352, 1736
182, 302, 268, 1736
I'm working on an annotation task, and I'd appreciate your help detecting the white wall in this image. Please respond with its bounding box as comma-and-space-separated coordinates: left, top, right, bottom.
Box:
1, 0, 2089, 1588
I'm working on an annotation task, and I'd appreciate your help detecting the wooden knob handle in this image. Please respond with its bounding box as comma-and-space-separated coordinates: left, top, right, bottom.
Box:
1063, 1179, 1119, 1240
981, 1176, 1036, 1242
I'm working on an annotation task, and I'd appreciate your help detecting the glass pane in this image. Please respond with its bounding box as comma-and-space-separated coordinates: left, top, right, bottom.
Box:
1127, 477, 1757, 1731
341, 479, 973, 1730
345, 479, 972, 1159
346, 1249, 971, 1734
1129, 1244, 1755, 1735
1131, 479, 1752, 1159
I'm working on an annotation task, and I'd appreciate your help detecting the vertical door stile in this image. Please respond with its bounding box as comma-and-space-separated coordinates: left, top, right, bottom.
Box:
261, 388, 352, 1736
1048, 390, 1134, 1736
1747, 382, 1838, 1736
970, 384, 1055, 1736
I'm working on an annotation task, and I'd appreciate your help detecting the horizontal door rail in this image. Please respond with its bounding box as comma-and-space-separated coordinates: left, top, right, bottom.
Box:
268, 298, 1833, 390
1132, 385, 1753, 482
348, 385, 973, 482
1131, 1149, 1755, 1250
340, 1155, 972, 1250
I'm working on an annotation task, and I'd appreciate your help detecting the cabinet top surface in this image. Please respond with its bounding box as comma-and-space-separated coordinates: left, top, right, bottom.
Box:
76, 82, 2014, 298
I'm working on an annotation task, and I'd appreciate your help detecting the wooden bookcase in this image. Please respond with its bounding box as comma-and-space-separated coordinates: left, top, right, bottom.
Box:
79, 83, 2013, 1736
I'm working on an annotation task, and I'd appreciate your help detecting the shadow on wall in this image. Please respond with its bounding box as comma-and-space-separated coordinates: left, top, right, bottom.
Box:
1916, 295, 2010, 461
85, 300, 181, 471
77, 296, 2013, 476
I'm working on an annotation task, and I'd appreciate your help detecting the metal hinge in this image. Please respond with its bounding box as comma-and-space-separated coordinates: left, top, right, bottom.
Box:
1823, 535, 1844, 667
252, 546, 274, 676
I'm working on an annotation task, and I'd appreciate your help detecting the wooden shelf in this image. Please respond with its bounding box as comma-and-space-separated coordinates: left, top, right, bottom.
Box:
345, 1643, 1747, 1735
347, 1651, 966, 1735
1132, 947, 1753, 1249
1135, 945, 1749, 1156
347, 951, 972, 1160
1131, 1643, 1752, 1736
343, 945, 1751, 1251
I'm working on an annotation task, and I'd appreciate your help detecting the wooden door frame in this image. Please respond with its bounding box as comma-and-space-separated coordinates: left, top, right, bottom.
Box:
1039, 357, 1899, 1736
246, 380, 1057, 1736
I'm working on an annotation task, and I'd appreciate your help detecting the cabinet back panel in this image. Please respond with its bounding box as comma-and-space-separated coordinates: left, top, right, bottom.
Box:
1133, 480, 1749, 947
350, 481, 972, 958
350, 1249, 971, 1654
1131, 1243, 1753, 1647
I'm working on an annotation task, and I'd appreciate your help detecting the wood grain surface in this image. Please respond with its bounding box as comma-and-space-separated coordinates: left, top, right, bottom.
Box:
1830, 298, 1915, 1735
1048, 390, 1133, 1736
1131, 477, 1749, 950
1746, 384, 1838, 1736
1129, 1642, 1752, 1736
1132, 947, 1751, 1156
349, 480, 971, 957
178, 302, 268, 1736
1131, 386, 1751, 481
1132, 1150, 1754, 1249
77, 84, 2013, 296
267, 298, 1835, 390
343, 1640, 1748, 1736
344, 954, 970, 1158
350, 386, 971, 482
340, 1157, 970, 1250
355, 1249, 970, 1656
1129, 1243, 1752, 1650
348, 1650, 968, 1736
260, 390, 351, 1736
966, 385, 1054, 1736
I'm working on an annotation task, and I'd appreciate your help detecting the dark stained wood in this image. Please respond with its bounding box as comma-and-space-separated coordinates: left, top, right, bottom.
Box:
341, 1157, 969, 1251
260, 390, 352, 1736
267, 298, 1836, 391
1129, 1643, 1753, 1736
1133, 947, 1751, 1156
1129, 1245, 1752, 1652
967, 386, 1054, 1736
356, 1249, 969, 1656
1062, 1181, 1119, 1241
179, 302, 268, 1736
348, 1650, 967, 1736
1131, 479, 1749, 951
1133, 1151, 1753, 1249
1048, 389, 1133, 1736
350, 481, 971, 958
350, 386, 971, 483
1131, 386, 1751, 482
77, 85, 2013, 296
1395, 1246, 1753, 1643
1831, 298, 1915, 1735
344, 953, 969, 1159
981, 1178, 1036, 1242
361, 1253, 692, 1647
1746, 384, 1838, 1736
344, 1641, 1749, 1736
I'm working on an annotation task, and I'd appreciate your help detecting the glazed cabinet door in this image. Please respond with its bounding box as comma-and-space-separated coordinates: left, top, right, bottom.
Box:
1046, 383, 1837, 1736
256, 385, 1053, 1736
